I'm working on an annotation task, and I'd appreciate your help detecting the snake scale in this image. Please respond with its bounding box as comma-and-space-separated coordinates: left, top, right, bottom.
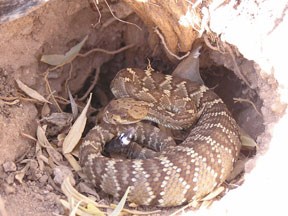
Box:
79, 67, 241, 207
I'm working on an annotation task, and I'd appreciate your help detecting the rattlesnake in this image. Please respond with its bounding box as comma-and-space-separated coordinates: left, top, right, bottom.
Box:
79, 67, 241, 207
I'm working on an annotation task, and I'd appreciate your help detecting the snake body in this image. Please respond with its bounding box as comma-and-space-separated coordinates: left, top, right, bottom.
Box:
80, 68, 241, 207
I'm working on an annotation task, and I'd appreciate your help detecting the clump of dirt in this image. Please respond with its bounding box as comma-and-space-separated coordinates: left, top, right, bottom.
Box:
0, 0, 286, 215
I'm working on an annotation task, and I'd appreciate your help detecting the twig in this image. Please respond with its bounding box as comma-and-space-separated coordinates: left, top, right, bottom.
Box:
0, 98, 19, 105
47, 44, 134, 73
54, 95, 72, 105
44, 70, 62, 112
19, 96, 43, 103
54, 95, 91, 112
170, 201, 197, 216
90, 0, 102, 27
224, 43, 252, 88
64, 63, 73, 92
104, 0, 142, 31
233, 97, 262, 116
77, 43, 135, 58
0, 96, 18, 101
79, 66, 101, 101
21, 132, 38, 142
44, 44, 133, 111
114, 206, 161, 215
204, 36, 252, 88
154, 27, 190, 60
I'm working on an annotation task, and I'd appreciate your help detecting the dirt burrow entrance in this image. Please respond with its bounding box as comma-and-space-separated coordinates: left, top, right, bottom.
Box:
0, 0, 287, 215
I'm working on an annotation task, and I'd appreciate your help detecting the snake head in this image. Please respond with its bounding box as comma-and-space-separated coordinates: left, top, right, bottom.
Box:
103, 98, 150, 124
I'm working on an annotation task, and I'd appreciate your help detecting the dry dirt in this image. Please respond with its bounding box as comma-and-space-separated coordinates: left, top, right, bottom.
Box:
0, 0, 287, 216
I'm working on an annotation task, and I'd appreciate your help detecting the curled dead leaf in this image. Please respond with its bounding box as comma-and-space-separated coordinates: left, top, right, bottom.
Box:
36, 125, 52, 148
15, 164, 30, 184
37, 124, 64, 166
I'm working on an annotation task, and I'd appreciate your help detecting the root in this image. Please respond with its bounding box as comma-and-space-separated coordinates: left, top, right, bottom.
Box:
154, 27, 190, 60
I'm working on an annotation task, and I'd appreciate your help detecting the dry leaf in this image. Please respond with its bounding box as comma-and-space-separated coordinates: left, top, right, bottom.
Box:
41, 35, 88, 66
172, 44, 204, 84
64, 153, 81, 172
16, 79, 51, 104
200, 186, 225, 201
15, 164, 30, 184
85, 203, 105, 215
240, 133, 258, 149
68, 88, 78, 120
41, 112, 73, 137
41, 102, 51, 117
199, 199, 213, 209
60, 199, 91, 216
61, 177, 105, 216
35, 142, 45, 171
61, 178, 160, 216
63, 94, 92, 154
110, 187, 130, 216
37, 125, 52, 148
37, 154, 49, 165
37, 124, 64, 165
41, 112, 73, 127
47, 147, 63, 165
70, 200, 82, 216
57, 133, 66, 141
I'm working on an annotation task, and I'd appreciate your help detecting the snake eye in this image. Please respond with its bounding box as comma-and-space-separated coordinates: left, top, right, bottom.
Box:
110, 115, 118, 123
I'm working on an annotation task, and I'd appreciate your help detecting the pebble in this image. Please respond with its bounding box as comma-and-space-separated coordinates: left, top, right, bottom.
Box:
53, 165, 75, 186
3, 161, 17, 172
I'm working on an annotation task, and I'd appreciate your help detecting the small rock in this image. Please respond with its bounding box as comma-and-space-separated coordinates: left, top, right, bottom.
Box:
53, 165, 75, 186
39, 174, 48, 184
3, 161, 17, 172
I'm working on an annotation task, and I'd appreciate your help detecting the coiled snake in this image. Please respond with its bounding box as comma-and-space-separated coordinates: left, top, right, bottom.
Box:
79, 67, 241, 207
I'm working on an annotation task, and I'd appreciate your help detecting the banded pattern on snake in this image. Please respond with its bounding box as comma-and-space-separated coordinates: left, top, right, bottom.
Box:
79, 67, 241, 207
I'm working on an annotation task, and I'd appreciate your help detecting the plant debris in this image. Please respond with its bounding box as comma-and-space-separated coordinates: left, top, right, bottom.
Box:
41, 35, 88, 67
16, 79, 51, 104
